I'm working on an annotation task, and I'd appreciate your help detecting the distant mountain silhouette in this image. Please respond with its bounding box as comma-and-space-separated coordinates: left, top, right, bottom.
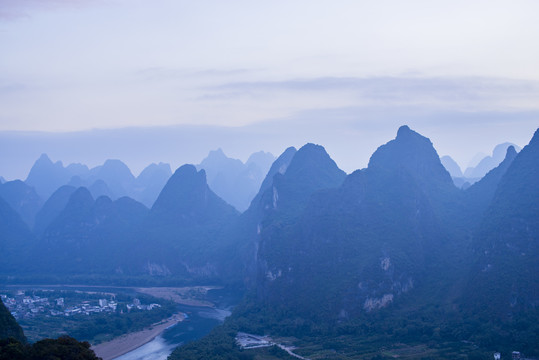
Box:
463, 146, 518, 226
197, 149, 274, 212
132, 162, 172, 207
86, 159, 135, 198
87, 179, 114, 200
26, 155, 171, 208
25, 154, 89, 199
441, 155, 463, 177
0, 180, 42, 228
464, 142, 521, 179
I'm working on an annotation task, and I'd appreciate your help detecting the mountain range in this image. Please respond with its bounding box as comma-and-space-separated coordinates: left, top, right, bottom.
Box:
1, 125, 538, 358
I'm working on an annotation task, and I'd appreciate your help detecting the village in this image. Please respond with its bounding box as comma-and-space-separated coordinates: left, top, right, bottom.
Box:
1, 291, 161, 320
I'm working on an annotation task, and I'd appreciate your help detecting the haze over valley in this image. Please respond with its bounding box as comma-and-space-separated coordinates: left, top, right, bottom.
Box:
1, 1, 539, 359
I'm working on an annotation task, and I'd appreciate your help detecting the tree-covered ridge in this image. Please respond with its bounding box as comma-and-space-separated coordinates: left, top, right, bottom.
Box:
170, 126, 539, 359
0, 298, 26, 344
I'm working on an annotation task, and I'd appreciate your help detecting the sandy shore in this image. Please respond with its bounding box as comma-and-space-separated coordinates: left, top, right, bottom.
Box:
91, 313, 184, 360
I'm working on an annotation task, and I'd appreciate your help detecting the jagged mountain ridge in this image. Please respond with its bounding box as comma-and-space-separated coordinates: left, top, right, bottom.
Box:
255, 126, 461, 319
25, 153, 88, 200
24, 155, 171, 208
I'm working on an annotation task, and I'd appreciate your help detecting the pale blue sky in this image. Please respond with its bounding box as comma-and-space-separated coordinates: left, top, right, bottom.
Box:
1, 0, 538, 178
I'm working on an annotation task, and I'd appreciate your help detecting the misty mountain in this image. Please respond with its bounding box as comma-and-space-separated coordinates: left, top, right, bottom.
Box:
88, 179, 115, 200
132, 162, 172, 207
462, 146, 518, 226
0, 195, 35, 274
126, 164, 240, 278
85, 159, 135, 198
464, 142, 521, 179
25, 154, 172, 208
466, 130, 539, 319
170, 126, 539, 359
2, 125, 538, 357
229, 144, 346, 285
34, 187, 149, 274
25, 153, 89, 199
0, 180, 43, 228
197, 149, 275, 212
440, 155, 463, 177
33, 185, 76, 236
256, 126, 458, 319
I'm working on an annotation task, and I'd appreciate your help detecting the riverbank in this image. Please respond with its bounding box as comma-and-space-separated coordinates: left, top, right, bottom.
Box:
92, 313, 184, 360
135, 286, 221, 307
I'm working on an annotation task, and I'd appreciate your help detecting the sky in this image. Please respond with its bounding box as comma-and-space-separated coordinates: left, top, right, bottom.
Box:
1, 0, 539, 179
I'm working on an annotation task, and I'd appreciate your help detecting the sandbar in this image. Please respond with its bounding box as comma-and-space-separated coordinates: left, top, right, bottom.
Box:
91, 313, 184, 360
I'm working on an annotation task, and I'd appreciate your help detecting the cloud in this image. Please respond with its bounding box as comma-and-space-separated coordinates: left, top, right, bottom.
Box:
204, 76, 539, 112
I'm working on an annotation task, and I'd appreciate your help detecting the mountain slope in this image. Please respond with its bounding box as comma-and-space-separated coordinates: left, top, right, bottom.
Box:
0, 298, 26, 343
0, 196, 35, 274
256, 126, 460, 321
33, 185, 76, 236
127, 165, 240, 279
0, 180, 42, 228
466, 130, 539, 317
35, 188, 149, 275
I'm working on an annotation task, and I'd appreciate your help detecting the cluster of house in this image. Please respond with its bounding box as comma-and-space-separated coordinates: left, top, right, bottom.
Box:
1, 292, 160, 320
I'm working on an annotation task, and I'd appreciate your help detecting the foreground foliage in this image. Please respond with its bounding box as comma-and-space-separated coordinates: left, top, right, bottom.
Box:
0, 336, 101, 360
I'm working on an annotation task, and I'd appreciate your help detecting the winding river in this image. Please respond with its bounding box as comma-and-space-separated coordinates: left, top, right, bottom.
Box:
114, 304, 231, 360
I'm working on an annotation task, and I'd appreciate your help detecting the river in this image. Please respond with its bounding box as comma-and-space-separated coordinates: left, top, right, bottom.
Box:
114, 304, 231, 360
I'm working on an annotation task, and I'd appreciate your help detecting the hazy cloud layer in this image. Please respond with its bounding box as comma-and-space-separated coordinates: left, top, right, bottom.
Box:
1, 109, 537, 181
205, 76, 539, 111
0, 0, 95, 20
